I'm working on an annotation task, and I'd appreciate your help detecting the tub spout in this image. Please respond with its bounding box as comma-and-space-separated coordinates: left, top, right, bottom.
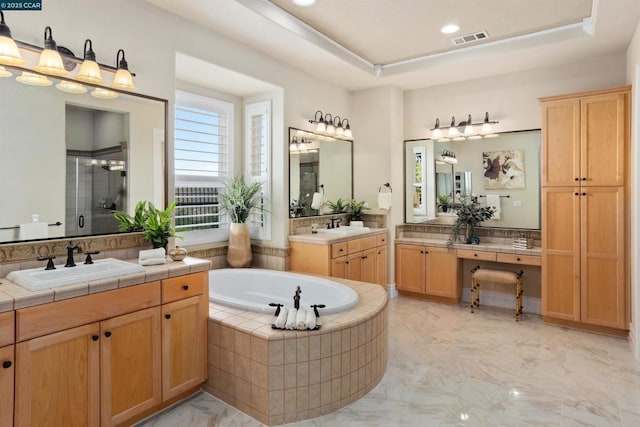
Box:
294, 286, 301, 309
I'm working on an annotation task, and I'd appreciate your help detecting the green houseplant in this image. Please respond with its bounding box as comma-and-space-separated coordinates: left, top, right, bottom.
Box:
437, 194, 452, 213
325, 198, 348, 214
450, 196, 495, 245
114, 201, 178, 249
346, 199, 369, 225
219, 176, 264, 268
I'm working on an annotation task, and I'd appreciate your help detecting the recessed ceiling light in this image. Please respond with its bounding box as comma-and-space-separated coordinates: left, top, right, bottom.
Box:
293, 0, 317, 6
441, 24, 460, 34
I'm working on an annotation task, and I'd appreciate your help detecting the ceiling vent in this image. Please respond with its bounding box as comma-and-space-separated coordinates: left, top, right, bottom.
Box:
451, 31, 490, 46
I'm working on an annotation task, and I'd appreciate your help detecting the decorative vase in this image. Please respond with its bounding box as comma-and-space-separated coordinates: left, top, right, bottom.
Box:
227, 223, 252, 268
464, 224, 473, 244
168, 245, 188, 261
350, 220, 364, 227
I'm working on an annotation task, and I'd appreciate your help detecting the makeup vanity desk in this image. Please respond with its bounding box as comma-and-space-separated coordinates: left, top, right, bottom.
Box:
394, 238, 541, 304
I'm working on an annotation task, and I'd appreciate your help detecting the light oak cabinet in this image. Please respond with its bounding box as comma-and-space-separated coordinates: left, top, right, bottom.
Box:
541, 86, 629, 333
0, 345, 14, 427
395, 244, 460, 303
290, 232, 388, 286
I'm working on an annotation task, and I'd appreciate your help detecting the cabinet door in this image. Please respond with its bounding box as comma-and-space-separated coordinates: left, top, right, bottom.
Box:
425, 247, 459, 300
361, 248, 377, 284
331, 256, 349, 279
162, 296, 205, 400
395, 244, 425, 294
375, 245, 388, 286
15, 323, 100, 427
581, 93, 627, 186
347, 252, 364, 282
580, 187, 626, 328
101, 307, 161, 426
542, 187, 581, 321
0, 345, 14, 427
541, 98, 580, 186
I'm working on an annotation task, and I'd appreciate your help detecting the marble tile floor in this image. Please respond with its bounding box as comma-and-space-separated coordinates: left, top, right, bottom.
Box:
138, 296, 640, 426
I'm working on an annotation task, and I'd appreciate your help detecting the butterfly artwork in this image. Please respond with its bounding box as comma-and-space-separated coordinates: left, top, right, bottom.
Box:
482, 150, 525, 189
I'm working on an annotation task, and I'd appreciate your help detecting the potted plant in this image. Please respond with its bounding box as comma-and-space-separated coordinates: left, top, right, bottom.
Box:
113, 200, 178, 250
346, 199, 369, 227
450, 196, 495, 245
219, 176, 263, 268
325, 198, 348, 214
437, 194, 452, 213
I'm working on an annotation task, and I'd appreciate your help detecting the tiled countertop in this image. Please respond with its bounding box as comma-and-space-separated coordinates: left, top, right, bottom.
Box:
395, 237, 542, 256
0, 256, 211, 312
288, 228, 388, 245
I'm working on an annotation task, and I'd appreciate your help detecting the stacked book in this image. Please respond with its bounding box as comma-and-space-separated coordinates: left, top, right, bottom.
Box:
513, 237, 533, 249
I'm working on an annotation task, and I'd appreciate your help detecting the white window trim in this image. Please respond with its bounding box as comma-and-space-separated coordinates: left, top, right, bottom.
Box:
245, 100, 271, 241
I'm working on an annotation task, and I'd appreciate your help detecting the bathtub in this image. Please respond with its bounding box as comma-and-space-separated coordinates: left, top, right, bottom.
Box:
209, 268, 359, 314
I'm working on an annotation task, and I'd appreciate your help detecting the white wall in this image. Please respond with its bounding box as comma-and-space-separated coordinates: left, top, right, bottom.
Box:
6, 0, 351, 247
626, 22, 640, 360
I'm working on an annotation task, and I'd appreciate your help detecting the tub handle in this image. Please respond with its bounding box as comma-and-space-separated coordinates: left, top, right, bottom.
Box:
182, 285, 189, 291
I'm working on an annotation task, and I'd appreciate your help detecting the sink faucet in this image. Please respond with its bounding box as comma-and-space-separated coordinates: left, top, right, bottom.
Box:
65, 241, 83, 267
329, 217, 342, 229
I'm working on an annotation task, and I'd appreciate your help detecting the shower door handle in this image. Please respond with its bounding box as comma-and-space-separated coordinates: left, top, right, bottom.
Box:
78, 215, 85, 228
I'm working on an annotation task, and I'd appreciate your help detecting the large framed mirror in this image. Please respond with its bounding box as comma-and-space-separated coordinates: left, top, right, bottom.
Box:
0, 65, 167, 243
288, 127, 353, 217
404, 129, 541, 229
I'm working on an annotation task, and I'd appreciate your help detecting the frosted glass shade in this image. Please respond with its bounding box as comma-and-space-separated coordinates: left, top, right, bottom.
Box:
33, 48, 68, 76
76, 59, 103, 84
16, 71, 51, 86
56, 80, 87, 94
91, 87, 119, 99
0, 35, 25, 66
0, 65, 11, 77
111, 68, 136, 91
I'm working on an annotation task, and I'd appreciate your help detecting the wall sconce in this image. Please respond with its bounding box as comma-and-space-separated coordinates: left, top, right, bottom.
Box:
289, 136, 310, 152
111, 49, 136, 91
76, 39, 103, 84
0, 11, 26, 66
308, 111, 353, 139
429, 112, 498, 141
436, 150, 458, 164
34, 26, 68, 76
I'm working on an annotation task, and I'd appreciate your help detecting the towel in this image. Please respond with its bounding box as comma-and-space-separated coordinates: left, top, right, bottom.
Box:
310, 192, 324, 210
378, 192, 393, 211
139, 257, 166, 266
296, 308, 308, 330
305, 309, 316, 330
486, 194, 501, 220
19, 222, 48, 240
285, 308, 298, 330
274, 307, 288, 329
139, 248, 166, 260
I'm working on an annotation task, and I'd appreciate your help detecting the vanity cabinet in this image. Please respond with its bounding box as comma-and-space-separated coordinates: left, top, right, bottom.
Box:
290, 232, 388, 286
395, 244, 460, 303
541, 86, 629, 333
0, 345, 14, 427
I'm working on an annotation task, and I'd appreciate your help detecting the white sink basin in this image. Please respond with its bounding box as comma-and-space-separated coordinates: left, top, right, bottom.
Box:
317, 226, 371, 235
7, 258, 146, 291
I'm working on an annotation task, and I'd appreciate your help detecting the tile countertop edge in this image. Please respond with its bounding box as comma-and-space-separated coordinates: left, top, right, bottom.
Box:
288, 228, 388, 244
395, 237, 541, 256
0, 256, 212, 312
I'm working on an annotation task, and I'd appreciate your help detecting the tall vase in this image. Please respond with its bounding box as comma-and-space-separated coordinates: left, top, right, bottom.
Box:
464, 224, 473, 244
227, 223, 252, 268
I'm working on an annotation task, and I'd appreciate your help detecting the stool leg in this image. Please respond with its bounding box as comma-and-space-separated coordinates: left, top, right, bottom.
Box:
470, 278, 476, 313
515, 278, 523, 321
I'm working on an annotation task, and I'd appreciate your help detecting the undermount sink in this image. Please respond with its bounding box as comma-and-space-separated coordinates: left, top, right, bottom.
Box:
317, 226, 371, 235
7, 258, 146, 291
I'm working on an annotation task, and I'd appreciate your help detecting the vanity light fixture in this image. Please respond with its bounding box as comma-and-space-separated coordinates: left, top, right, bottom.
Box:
16, 71, 51, 86
0, 12, 26, 66
111, 49, 136, 91
342, 118, 353, 138
0, 66, 11, 77
310, 110, 326, 132
429, 112, 499, 141
324, 114, 335, 134
76, 39, 104, 84
33, 27, 68, 76
308, 111, 353, 139
91, 87, 119, 99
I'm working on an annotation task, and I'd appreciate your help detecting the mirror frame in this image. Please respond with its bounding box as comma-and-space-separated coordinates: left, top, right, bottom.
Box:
287, 126, 354, 218
402, 129, 542, 230
0, 63, 169, 244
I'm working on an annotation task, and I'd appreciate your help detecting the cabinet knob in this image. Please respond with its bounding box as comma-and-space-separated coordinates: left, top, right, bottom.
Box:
104, 331, 112, 338
2, 361, 11, 369
516, 257, 521, 261
425, 251, 429, 254
91, 335, 99, 341
339, 249, 344, 252
582, 177, 587, 181
574, 192, 579, 196
165, 313, 172, 319
474, 254, 478, 257
574, 178, 579, 181
582, 192, 587, 196
345, 261, 349, 265
182, 285, 189, 291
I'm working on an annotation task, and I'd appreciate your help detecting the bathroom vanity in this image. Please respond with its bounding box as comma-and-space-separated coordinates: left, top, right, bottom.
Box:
289, 229, 388, 286
0, 257, 210, 427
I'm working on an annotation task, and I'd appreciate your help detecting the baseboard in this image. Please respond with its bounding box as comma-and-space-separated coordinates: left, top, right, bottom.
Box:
387, 283, 398, 299
462, 287, 541, 315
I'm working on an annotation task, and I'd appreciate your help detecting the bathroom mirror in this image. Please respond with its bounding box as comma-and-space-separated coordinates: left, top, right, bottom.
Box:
288, 127, 353, 217
0, 65, 167, 243
404, 129, 541, 229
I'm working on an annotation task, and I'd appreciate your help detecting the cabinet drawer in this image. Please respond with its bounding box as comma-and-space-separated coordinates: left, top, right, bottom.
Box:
456, 249, 497, 262
496, 253, 541, 266
0, 311, 14, 347
331, 242, 348, 259
376, 234, 388, 247
162, 272, 205, 303
348, 236, 377, 254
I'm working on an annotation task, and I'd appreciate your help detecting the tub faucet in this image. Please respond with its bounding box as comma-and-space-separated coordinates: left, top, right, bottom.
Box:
65, 241, 83, 267
293, 286, 301, 309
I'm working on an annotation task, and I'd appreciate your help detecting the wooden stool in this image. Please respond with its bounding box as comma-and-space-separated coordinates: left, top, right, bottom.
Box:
470, 266, 524, 321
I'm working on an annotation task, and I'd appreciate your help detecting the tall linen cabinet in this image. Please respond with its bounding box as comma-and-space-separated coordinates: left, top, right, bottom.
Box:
540, 86, 630, 333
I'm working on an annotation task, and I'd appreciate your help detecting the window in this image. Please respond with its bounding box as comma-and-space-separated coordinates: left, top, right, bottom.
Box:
245, 100, 271, 241
174, 91, 233, 243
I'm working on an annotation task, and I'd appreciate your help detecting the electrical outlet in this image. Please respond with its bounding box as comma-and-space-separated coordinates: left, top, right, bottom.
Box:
513, 200, 522, 207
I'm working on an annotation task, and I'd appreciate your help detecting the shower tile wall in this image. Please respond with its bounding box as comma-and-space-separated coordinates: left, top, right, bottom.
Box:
92, 151, 124, 234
